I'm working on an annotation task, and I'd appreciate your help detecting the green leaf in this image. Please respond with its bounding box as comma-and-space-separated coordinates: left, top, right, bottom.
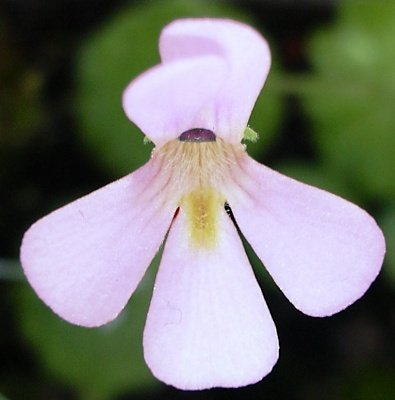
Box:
275, 161, 358, 203
341, 367, 395, 400
303, 0, 395, 200
381, 204, 395, 290
75, 0, 283, 176
0, 258, 24, 282
14, 255, 162, 400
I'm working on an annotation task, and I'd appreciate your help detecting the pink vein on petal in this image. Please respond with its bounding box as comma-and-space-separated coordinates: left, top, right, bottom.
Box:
227, 154, 386, 317
143, 207, 278, 390
123, 56, 227, 146
20, 158, 177, 327
159, 18, 272, 142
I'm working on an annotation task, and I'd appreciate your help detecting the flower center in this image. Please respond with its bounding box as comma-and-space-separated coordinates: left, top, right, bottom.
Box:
154, 133, 245, 249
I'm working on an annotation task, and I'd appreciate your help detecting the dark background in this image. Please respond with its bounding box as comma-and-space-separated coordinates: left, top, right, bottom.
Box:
1, 1, 394, 399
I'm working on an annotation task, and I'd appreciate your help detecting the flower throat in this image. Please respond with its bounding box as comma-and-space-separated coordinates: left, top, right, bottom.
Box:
153, 128, 244, 249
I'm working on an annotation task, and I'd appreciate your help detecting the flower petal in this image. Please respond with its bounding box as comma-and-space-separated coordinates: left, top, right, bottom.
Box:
123, 56, 227, 147
143, 206, 278, 390
228, 156, 385, 317
20, 159, 176, 327
159, 18, 271, 142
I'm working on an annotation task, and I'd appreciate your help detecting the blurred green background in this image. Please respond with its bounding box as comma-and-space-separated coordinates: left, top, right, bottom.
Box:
1, 0, 394, 399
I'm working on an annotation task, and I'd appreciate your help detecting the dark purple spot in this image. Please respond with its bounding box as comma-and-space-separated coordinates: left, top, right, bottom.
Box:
179, 128, 216, 142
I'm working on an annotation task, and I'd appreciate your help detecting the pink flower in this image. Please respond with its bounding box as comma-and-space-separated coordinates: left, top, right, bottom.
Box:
20, 19, 385, 390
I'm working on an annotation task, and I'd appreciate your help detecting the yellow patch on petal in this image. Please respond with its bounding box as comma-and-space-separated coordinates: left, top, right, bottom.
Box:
182, 189, 224, 249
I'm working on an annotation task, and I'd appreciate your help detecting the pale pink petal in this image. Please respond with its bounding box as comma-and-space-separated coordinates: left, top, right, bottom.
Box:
123, 56, 226, 147
227, 156, 385, 317
143, 207, 278, 390
20, 158, 176, 327
159, 18, 271, 142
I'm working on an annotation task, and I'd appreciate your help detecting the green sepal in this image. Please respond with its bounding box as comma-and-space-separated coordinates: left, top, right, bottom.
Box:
243, 126, 259, 143
143, 136, 153, 145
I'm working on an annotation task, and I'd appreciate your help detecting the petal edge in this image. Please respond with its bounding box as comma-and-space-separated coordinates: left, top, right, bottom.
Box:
228, 156, 385, 317
144, 206, 279, 389
20, 159, 176, 326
